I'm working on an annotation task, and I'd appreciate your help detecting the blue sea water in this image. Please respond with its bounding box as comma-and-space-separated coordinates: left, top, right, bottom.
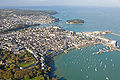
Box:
2, 6, 120, 80
47, 6, 120, 80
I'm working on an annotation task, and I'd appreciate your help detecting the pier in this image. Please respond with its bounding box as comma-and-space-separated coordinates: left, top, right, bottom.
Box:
84, 31, 120, 54
110, 32, 120, 37
64, 46, 76, 53
114, 48, 120, 52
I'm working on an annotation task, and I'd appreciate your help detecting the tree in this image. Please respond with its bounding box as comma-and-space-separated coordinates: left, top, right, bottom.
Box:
47, 66, 51, 71
24, 74, 30, 80
29, 71, 34, 78
33, 68, 37, 75
9, 64, 16, 69
14, 70, 24, 79
36, 65, 40, 69
37, 70, 41, 75
39, 75, 45, 80
2, 70, 13, 80
5, 65, 8, 69
0, 69, 4, 79
52, 77, 58, 80
47, 76, 50, 80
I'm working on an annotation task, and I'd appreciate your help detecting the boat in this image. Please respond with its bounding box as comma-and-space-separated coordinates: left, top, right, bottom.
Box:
95, 67, 98, 71
100, 61, 102, 67
103, 48, 106, 50
112, 64, 114, 67
106, 50, 109, 52
99, 49, 104, 53
105, 77, 109, 80
93, 52, 99, 54
111, 59, 112, 61
104, 65, 107, 68
86, 75, 89, 78
106, 47, 108, 49
88, 66, 90, 69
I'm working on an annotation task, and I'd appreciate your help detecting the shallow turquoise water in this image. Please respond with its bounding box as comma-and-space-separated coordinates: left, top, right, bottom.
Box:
5, 6, 120, 80
54, 45, 120, 80
50, 7, 120, 80
34, 6, 120, 80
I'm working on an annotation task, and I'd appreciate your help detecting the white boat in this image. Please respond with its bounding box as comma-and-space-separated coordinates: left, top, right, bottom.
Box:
95, 67, 98, 71
111, 59, 112, 61
106, 47, 108, 49
100, 61, 102, 67
88, 66, 90, 69
86, 75, 89, 78
104, 65, 107, 68
112, 64, 114, 67
106, 58, 108, 60
105, 77, 109, 80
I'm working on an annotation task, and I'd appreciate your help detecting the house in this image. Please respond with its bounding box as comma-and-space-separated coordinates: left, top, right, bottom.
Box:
110, 40, 118, 48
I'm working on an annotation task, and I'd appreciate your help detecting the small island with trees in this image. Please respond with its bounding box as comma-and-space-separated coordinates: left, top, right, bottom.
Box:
66, 19, 84, 24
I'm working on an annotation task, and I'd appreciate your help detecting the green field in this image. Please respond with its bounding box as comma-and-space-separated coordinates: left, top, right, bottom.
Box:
46, 52, 52, 56
29, 76, 44, 80
19, 62, 34, 67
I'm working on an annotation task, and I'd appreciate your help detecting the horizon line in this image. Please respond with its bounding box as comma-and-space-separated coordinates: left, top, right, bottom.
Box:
0, 5, 120, 9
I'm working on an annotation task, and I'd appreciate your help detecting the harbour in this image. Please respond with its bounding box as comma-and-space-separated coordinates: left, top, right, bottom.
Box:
1, 6, 120, 80
49, 6, 120, 80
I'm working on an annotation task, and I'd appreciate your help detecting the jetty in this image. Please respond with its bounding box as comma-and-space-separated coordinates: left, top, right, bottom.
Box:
114, 48, 120, 52
110, 32, 120, 37
64, 46, 76, 53
84, 31, 120, 54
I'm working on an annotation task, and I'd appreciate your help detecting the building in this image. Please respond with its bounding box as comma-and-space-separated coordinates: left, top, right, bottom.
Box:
110, 40, 118, 49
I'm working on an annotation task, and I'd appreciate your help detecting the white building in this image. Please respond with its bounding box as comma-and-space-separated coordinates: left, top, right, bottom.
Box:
110, 40, 118, 48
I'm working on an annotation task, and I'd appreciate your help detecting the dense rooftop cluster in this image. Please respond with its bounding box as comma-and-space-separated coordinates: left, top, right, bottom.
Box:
0, 25, 117, 70
0, 9, 59, 32
0, 26, 92, 57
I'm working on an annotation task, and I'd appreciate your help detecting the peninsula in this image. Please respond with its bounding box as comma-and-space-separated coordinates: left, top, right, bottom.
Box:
0, 9, 59, 33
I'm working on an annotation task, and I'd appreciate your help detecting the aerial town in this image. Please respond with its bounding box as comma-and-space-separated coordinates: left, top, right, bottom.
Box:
0, 9, 59, 32
0, 9, 119, 80
0, 26, 118, 70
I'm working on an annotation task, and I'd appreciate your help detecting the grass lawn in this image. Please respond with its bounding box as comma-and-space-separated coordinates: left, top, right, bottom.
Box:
46, 52, 52, 56
19, 62, 34, 67
28, 76, 44, 80
29, 77, 39, 80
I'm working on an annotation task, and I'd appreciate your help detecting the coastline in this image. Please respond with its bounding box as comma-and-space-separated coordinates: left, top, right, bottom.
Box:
0, 6, 120, 77
0, 9, 59, 33
48, 42, 101, 58
0, 24, 40, 34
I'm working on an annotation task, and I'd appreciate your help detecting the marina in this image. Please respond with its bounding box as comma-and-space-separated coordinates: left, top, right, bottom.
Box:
110, 32, 120, 37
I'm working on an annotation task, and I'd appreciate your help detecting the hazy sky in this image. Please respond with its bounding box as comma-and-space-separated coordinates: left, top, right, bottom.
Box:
1, 0, 120, 7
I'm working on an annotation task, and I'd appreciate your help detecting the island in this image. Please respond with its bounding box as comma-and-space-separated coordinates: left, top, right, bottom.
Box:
66, 19, 84, 24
